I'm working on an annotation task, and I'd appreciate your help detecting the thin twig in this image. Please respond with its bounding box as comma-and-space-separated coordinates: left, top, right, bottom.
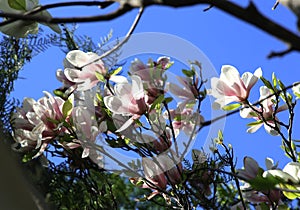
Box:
79, 7, 144, 69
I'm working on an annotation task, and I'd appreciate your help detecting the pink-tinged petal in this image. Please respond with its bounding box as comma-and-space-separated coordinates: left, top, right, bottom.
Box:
220, 65, 245, 89
168, 83, 194, 99
237, 157, 259, 180
43, 91, 64, 119
131, 75, 144, 100
77, 79, 99, 91
115, 116, 135, 132
32, 142, 48, 159
22, 98, 35, 111
277, 104, 289, 113
241, 72, 257, 90
259, 86, 273, 111
241, 67, 262, 91
246, 123, 263, 133
244, 156, 259, 175
114, 83, 132, 101
65, 142, 81, 149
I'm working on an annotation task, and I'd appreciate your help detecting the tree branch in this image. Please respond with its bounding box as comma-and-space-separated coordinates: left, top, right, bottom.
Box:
0, 0, 299, 55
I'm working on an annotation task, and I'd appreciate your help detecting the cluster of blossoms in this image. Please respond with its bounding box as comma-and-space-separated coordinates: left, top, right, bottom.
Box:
12, 49, 205, 199
11, 48, 300, 207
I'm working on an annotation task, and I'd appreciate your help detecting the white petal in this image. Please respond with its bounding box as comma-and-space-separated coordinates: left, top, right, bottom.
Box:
265, 157, 275, 170
103, 96, 130, 114
263, 123, 279, 136
66, 50, 89, 67
110, 75, 128, 84
254, 67, 263, 78
283, 162, 300, 182
220, 65, 241, 85
246, 123, 263, 133
263, 169, 298, 183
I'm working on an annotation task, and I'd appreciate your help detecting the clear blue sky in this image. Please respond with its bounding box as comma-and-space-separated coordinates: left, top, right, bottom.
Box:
11, 0, 300, 169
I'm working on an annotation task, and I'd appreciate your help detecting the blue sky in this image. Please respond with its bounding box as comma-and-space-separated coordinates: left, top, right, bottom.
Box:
11, 0, 300, 169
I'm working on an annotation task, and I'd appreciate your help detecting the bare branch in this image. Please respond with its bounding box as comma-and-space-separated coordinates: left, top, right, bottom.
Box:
0, 0, 299, 56
80, 7, 144, 68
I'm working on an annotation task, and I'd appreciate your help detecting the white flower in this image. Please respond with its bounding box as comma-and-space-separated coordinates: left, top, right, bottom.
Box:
209, 65, 262, 109
104, 75, 147, 132
61, 50, 127, 91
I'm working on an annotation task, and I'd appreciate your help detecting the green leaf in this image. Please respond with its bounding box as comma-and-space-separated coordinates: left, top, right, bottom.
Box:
259, 203, 270, 210
278, 80, 286, 90
95, 71, 105, 82
260, 76, 273, 90
249, 174, 279, 191
150, 94, 165, 111
164, 61, 174, 70
281, 184, 300, 199
110, 66, 122, 76
221, 103, 241, 111
247, 120, 263, 127
164, 97, 173, 104
62, 96, 73, 118
8, 0, 26, 11
218, 130, 223, 141
22, 153, 35, 163
272, 72, 277, 87
182, 69, 195, 77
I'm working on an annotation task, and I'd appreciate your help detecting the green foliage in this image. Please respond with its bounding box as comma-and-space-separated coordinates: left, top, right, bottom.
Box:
8, 0, 26, 11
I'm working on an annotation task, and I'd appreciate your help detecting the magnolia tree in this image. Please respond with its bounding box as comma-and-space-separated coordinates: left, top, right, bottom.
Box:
2, 0, 300, 209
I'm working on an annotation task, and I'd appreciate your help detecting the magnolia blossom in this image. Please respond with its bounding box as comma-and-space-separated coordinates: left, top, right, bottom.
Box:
240, 86, 288, 135
104, 75, 147, 132
168, 75, 199, 106
130, 57, 172, 104
12, 91, 66, 158
209, 65, 262, 109
57, 50, 127, 91
130, 56, 172, 81
263, 162, 300, 199
130, 153, 182, 199
71, 106, 103, 159
165, 107, 204, 137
